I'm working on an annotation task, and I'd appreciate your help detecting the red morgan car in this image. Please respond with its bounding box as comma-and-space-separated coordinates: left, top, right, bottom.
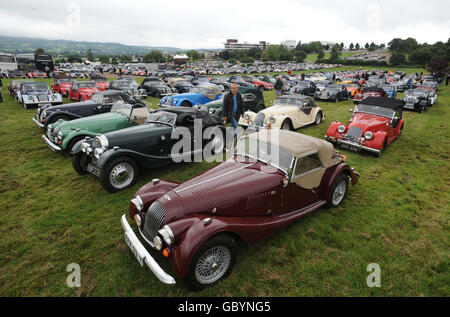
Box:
121, 130, 360, 289
325, 97, 404, 157
52, 78, 76, 97
353, 87, 386, 104
68, 81, 100, 101
90, 77, 109, 91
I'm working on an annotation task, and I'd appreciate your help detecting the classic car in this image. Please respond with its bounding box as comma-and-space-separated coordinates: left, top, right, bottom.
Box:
141, 80, 175, 98
345, 83, 363, 98
315, 80, 332, 92
195, 86, 265, 117
289, 80, 317, 96
90, 76, 109, 91
353, 87, 387, 104
32, 90, 143, 128
68, 81, 100, 102
27, 71, 47, 79
403, 87, 437, 112
243, 76, 274, 90
42, 101, 150, 152
421, 80, 438, 92
17, 82, 63, 109
314, 84, 349, 102
159, 85, 223, 107
70, 107, 225, 192
52, 78, 76, 97
325, 97, 404, 157
108, 80, 147, 99
120, 129, 360, 289
228, 76, 256, 88
8, 80, 32, 97
239, 94, 323, 131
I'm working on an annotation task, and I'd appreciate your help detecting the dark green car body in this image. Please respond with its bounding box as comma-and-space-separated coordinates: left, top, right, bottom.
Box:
42, 102, 150, 152
196, 86, 265, 117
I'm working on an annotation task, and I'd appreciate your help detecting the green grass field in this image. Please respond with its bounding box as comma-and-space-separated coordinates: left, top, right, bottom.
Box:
0, 68, 448, 296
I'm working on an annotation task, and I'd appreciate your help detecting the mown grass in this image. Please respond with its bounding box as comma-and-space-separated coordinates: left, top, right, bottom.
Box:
0, 68, 448, 297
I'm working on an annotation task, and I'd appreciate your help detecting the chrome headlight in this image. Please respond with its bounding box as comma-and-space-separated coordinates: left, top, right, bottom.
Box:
158, 225, 174, 245
209, 108, 214, 114
338, 125, 346, 133
80, 142, 90, 153
94, 135, 109, 149
364, 131, 373, 140
131, 195, 144, 211
42, 110, 47, 119
269, 116, 276, 124
244, 114, 250, 120
153, 236, 163, 251
94, 148, 104, 159
57, 131, 63, 139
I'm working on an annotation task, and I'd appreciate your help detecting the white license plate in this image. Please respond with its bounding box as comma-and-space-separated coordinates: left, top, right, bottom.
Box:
124, 232, 144, 266
87, 163, 102, 177
342, 144, 359, 152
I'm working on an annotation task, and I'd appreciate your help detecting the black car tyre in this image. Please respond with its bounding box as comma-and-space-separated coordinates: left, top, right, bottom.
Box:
334, 97, 339, 103
315, 112, 322, 125
257, 103, 265, 112
72, 152, 89, 175
376, 138, 387, 158
327, 173, 349, 208
101, 157, 139, 193
155, 91, 161, 99
185, 234, 237, 291
49, 115, 70, 124
281, 119, 292, 131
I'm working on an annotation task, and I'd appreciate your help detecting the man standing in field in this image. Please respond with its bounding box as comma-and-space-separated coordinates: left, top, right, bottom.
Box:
274, 76, 283, 96
0, 75, 3, 103
223, 83, 244, 138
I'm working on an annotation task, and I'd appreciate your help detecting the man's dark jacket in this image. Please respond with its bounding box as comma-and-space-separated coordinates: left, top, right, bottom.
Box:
223, 92, 244, 123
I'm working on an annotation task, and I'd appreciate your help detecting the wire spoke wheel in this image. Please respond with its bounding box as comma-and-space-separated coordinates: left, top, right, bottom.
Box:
332, 179, 347, 206
194, 246, 231, 285
109, 162, 134, 189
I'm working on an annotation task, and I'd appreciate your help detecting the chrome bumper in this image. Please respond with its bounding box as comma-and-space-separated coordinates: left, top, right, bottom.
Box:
42, 135, 61, 151
325, 135, 381, 154
32, 117, 45, 128
120, 214, 176, 285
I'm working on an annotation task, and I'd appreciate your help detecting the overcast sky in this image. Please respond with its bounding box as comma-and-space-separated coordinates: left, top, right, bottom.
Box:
0, 0, 449, 49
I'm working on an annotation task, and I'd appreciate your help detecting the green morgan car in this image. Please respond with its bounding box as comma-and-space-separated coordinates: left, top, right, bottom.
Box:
195, 86, 265, 117
70, 107, 225, 193
42, 102, 150, 152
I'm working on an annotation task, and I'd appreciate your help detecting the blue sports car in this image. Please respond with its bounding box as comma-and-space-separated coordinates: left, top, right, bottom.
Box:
159, 85, 223, 107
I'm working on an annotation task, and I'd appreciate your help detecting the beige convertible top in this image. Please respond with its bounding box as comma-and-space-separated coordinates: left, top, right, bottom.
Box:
247, 130, 337, 168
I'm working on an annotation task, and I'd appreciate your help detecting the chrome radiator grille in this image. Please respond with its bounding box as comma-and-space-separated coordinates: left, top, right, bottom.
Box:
142, 200, 165, 240
254, 112, 265, 127
346, 127, 363, 141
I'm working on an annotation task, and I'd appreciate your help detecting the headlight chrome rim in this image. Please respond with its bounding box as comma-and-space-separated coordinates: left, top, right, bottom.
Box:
364, 131, 374, 140
158, 225, 174, 245
338, 125, 346, 133
153, 236, 163, 251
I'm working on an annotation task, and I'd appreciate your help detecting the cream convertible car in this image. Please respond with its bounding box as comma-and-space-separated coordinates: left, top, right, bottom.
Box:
239, 94, 324, 131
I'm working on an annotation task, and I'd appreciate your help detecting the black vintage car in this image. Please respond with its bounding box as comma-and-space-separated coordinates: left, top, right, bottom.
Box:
32, 90, 144, 128
141, 79, 174, 98
71, 107, 225, 192
314, 84, 349, 102
173, 80, 195, 93
289, 80, 317, 96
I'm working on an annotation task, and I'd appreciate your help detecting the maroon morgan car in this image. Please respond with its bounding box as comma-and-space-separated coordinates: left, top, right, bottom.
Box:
121, 130, 360, 290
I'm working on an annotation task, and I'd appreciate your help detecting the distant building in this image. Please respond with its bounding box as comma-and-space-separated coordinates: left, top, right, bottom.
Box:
204, 51, 218, 59
281, 40, 297, 50
224, 39, 270, 51
173, 53, 189, 65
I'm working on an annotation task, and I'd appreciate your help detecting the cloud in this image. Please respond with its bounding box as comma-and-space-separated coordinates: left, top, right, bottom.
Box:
0, 0, 448, 49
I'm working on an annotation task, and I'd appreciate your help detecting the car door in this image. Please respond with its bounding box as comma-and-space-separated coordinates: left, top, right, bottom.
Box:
296, 99, 313, 126
278, 153, 323, 215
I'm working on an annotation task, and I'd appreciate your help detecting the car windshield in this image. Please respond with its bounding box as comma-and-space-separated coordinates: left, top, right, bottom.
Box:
274, 98, 303, 107
236, 137, 293, 174
113, 81, 133, 88
190, 87, 208, 94
355, 104, 395, 118
91, 93, 104, 103
146, 110, 177, 126
111, 102, 133, 117
24, 84, 48, 92
78, 82, 97, 88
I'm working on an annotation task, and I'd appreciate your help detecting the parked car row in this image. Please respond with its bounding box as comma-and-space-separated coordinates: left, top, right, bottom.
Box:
12, 67, 440, 290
